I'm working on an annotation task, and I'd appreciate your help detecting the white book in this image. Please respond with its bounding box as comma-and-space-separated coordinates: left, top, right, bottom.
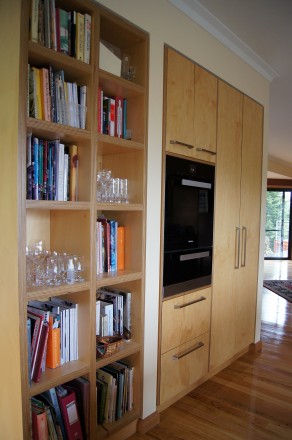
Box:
100, 301, 113, 336
96, 300, 100, 335
84, 13, 91, 64
57, 143, 65, 201
63, 152, 69, 201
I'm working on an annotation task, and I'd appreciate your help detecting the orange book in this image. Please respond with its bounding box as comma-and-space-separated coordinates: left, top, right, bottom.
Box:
117, 226, 125, 271
69, 144, 78, 201
46, 315, 61, 369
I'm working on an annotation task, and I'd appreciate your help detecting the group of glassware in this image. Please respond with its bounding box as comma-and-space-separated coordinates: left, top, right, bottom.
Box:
96, 169, 129, 203
26, 240, 85, 288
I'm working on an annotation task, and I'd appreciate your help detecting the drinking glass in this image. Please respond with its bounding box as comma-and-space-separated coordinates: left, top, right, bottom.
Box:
120, 178, 129, 203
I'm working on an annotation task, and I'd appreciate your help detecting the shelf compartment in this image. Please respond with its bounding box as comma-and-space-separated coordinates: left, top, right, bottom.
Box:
29, 360, 90, 397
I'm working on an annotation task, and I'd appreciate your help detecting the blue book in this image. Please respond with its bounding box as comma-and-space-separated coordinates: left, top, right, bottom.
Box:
33, 137, 39, 200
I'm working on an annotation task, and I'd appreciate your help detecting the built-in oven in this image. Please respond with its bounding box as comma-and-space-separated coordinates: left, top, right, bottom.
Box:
163, 155, 215, 298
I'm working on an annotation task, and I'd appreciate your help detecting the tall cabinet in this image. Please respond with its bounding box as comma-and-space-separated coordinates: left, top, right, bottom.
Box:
159, 48, 263, 410
210, 80, 263, 370
18, 1, 148, 439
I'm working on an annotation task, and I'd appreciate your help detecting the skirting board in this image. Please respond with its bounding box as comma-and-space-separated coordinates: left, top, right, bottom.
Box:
137, 411, 160, 434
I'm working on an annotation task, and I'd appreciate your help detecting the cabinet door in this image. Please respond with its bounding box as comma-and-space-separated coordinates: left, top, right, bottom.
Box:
194, 65, 217, 163
235, 96, 263, 350
161, 288, 211, 354
165, 48, 195, 156
160, 332, 209, 405
210, 80, 243, 371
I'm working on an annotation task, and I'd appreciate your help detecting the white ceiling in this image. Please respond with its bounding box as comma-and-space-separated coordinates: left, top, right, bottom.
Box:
169, 0, 292, 177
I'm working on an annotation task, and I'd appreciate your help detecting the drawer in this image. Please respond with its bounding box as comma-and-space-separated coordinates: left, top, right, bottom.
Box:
160, 332, 209, 404
161, 287, 211, 354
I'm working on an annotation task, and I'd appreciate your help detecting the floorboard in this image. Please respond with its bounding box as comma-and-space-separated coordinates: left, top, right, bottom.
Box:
129, 260, 292, 440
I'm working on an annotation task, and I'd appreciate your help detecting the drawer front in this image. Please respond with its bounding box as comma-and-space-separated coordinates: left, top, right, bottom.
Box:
160, 332, 209, 404
161, 287, 211, 354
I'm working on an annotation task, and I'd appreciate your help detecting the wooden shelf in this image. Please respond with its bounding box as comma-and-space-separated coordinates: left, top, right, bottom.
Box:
27, 281, 90, 300
27, 117, 91, 143
96, 341, 141, 370
26, 200, 91, 210
29, 360, 90, 397
96, 270, 143, 288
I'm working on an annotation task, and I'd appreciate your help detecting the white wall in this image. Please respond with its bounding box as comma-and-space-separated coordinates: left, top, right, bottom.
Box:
96, 0, 270, 418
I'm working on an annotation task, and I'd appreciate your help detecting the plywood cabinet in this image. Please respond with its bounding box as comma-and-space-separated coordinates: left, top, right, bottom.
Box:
210, 81, 263, 371
164, 47, 217, 163
159, 288, 211, 407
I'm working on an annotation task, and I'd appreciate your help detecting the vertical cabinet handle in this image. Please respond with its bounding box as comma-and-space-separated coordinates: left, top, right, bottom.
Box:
234, 227, 241, 269
241, 226, 247, 267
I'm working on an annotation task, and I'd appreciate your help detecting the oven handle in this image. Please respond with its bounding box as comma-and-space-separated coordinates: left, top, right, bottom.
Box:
181, 179, 212, 189
179, 251, 210, 262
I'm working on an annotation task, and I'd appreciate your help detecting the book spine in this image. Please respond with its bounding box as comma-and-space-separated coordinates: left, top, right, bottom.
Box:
38, 139, 43, 200
115, 96, 123, 138
123, 98, 127, 138
27, 133, 33, 200
117, 226, 125, 271
69, 144, 78, 201
30, 0, 39, 43
76, 12, 84, 62
40, 68, 51, 121
59, 9, 69, 54
70, 11, 76, 58
46, 315, 61, 369
33, 137, 39, 200
84, 13, 91, 64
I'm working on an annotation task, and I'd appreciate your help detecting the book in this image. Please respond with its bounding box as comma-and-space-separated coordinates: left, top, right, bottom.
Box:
31, 397, 49, 440
76, 12, 84, 62
102, 364, 125, 420
56, 386, 83, 440
46, 313, 61, 369
100, 301, 114, 337
84, 13, 91, 64
117, 225, 125, 271
115, 96, 123, 138
32, 321, 49, 383
26, 132, 33, 199
96, 368, 114, 424
65, 377, 90, 438
45, 405, 59, 440
96, 300, 101, 335
40, 67, 51, 121
109, 219, 118, 271
40, 388, 67, 440
102, 286, 132, 340
96, 378, 108, 425
32, 66, 43, 120
59, 9, 69, 54
97, 289, 123, 336
69, 144, 78, 201
30, 0, 39, 43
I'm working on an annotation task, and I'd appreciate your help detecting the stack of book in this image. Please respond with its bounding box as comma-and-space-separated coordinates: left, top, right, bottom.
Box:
96, 361, 134, 425
31, 378, 89, 439
97, 87, 129, 139
96, 216, 125, 274
30, 0, 91, 63
26, 135, 78, 201
96, 287, 131, 340
28, 65, 87, 128
27, 299, 78, 384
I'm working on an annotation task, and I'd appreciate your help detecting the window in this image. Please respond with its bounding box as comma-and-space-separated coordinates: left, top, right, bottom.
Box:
265, 189, 292, 259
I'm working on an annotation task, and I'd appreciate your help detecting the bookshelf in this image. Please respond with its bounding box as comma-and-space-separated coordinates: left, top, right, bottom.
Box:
18, 0, 148, 438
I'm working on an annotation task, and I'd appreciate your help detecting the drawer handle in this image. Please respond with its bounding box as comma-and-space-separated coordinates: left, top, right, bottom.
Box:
174, 296, 206, 309
170, 139, 194, 150
173, 341, 204, 360
196, 147, 216, 156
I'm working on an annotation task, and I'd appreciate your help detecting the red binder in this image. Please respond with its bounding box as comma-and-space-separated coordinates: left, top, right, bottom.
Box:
57, 389, 83, 440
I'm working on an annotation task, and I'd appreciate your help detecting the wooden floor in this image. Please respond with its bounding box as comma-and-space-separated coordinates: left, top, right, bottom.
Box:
130, 260, 292, 440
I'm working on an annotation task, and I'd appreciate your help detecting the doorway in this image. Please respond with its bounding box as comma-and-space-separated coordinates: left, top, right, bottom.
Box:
265, 189, 292, 259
